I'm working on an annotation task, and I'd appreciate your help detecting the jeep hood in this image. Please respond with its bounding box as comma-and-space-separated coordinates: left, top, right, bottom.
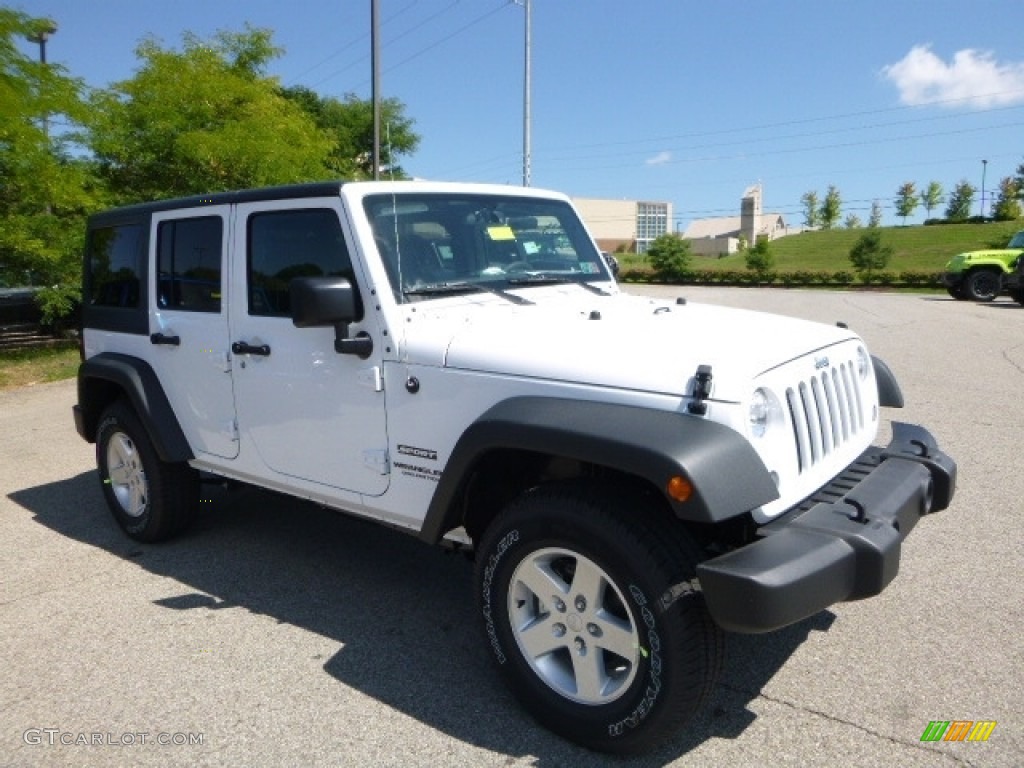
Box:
950, 246, 1024, 264
400, 291, 857, 402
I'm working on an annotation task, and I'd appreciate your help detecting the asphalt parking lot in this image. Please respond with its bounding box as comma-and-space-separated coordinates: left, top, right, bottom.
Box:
1, 286, 1021, 767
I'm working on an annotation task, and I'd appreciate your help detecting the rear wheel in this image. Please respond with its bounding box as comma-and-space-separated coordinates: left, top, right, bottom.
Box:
96, 401, 198, 542
1010, 288, 1024, 306
946, 285, 966, 300
963, 269, 1001, 302
474, 482, 723, 754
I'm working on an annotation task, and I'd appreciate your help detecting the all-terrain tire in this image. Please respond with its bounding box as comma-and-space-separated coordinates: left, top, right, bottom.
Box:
963, 269, 1001, 302
96, 400, 198, 542
474, 482, 723, 754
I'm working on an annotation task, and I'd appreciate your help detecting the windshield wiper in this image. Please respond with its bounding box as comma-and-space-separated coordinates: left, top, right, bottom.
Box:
404, 281, 533, 305
506, 274, 611, 296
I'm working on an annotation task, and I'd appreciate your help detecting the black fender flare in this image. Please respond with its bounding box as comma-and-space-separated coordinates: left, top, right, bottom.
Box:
872, 355, 904, 408
76, 353, 193, 462
418, 396, 780, 543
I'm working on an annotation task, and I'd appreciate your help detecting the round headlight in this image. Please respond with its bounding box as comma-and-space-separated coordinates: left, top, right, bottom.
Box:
749, 388, 771, 437
856, 346, 870, 380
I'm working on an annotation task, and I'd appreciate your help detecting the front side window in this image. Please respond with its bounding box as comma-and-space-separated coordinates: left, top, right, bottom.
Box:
362, 193, 608, 301
87, 224, 143, 308
156, 217, 223, 312
247, 209, 355, 317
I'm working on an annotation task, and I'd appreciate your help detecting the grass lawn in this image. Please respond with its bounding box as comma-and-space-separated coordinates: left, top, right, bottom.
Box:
0, 346, 79, 390
618, 220, 1023, 274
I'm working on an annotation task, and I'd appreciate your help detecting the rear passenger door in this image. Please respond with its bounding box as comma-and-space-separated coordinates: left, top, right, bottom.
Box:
148, 208, 239, 459
228, 199, 389, 496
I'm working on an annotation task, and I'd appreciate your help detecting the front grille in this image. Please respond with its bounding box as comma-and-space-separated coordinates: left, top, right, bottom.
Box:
785, 360, 864, 473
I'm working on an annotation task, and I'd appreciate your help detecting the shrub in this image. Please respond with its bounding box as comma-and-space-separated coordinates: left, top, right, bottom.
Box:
36, 283, 81, 331
899, 271, 929, 286
849, 230, 893, 282
647, 234, 693, 282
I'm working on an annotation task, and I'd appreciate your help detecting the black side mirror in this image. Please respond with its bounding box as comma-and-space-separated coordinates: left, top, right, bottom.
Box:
289, 277, 372, 358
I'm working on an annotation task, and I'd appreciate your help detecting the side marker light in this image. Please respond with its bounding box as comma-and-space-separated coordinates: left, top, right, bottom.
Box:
667, 476, 693, 503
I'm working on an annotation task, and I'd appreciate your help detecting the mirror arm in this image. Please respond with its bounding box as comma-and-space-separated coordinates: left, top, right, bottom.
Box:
333, 322, 373, 358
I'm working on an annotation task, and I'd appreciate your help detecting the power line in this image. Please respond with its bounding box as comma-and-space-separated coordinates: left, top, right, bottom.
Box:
535, 120, 1024, 176
303, 1, 508, 92
535, 88, 1024, 156
285, 0, 420, 86
533, 104, 1024, 166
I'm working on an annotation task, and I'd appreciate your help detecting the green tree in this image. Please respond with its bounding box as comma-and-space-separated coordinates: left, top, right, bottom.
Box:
848, 229, 893, 282
280, 87, 418, 179
85, 26, 334, 202
992, 176, 1022, 221
894, 181, 919, 225
1014, 160, 1024, 201
868, 200, 884, 227
0, 8, 97, 322
920, 181, 943, 218
844, 213, 862, 229
944, 180, 976, 221
646, 233, 692, 282
744, 236, 775, 282
819, 185, 842, 230
800, 190, 819, 228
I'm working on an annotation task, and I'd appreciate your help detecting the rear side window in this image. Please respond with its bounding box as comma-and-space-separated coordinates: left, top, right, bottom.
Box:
247, 208, 355, 317
156, 217, 223, 313
87, 224, 143, 308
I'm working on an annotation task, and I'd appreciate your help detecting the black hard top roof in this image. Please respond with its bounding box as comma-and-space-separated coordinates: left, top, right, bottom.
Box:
87, 181, 349, 224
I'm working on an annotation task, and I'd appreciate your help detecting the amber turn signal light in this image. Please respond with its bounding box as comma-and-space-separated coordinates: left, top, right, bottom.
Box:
666, 475, 693, 503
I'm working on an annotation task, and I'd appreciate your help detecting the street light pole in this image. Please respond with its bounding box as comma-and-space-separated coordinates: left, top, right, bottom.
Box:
26, 21, 57, 138
521, 0, 532, 187
980, 159, 988, 218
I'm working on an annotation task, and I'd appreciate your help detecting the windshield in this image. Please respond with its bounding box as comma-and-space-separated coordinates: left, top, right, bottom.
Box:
1008, 231, 1024, 249
362, 193, 609, 301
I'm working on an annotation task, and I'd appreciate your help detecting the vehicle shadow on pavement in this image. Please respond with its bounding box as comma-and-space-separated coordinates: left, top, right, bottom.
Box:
10, 473, 834, 767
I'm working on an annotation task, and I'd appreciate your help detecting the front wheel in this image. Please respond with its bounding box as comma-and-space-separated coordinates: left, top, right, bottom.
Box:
963, 269, 1002, 301
96, 401, 198, 542
1010, 287, 1024, 307
474, 483, 723, 754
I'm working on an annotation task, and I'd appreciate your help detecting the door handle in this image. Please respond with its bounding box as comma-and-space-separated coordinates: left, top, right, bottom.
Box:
150, 332, 180, 346
231, 341, 271, 357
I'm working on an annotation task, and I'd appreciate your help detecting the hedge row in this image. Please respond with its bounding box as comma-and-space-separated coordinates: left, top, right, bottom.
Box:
621, 269, 945, 288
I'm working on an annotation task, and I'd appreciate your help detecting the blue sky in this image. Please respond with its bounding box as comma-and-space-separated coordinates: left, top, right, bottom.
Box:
17, 0, 1024, 229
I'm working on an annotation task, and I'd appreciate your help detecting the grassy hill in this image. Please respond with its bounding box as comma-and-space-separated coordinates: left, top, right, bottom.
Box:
621, 220, 1023, 275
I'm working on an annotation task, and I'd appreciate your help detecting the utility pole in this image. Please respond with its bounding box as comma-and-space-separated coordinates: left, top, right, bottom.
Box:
371, 0, 381, 180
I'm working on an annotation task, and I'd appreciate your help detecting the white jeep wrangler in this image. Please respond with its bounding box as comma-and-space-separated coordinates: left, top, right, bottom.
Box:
74, 181, 956, 753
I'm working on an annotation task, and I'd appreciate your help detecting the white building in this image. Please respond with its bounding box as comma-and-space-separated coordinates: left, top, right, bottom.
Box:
572, 198, 673, 254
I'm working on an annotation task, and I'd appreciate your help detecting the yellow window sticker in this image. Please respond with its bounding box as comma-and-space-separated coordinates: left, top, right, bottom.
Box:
486, 225, 516, 241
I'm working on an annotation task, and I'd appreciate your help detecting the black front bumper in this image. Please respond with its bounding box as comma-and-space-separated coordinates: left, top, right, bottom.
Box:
697, 422, 956, 634
942, 271, 964, 288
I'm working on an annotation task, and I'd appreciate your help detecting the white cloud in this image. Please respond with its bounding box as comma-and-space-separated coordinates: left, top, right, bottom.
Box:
645, 151, 672, 166
882, 44, 1024, 108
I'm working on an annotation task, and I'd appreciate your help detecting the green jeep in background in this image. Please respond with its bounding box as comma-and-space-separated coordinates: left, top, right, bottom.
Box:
943, 230, 1024, 301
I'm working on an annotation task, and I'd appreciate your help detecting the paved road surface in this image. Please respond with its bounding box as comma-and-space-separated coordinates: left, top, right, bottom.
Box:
1, 287, 1020, 766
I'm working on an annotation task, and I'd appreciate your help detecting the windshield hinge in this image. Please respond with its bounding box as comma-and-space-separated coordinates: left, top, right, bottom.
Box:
687, 365, 713, 416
